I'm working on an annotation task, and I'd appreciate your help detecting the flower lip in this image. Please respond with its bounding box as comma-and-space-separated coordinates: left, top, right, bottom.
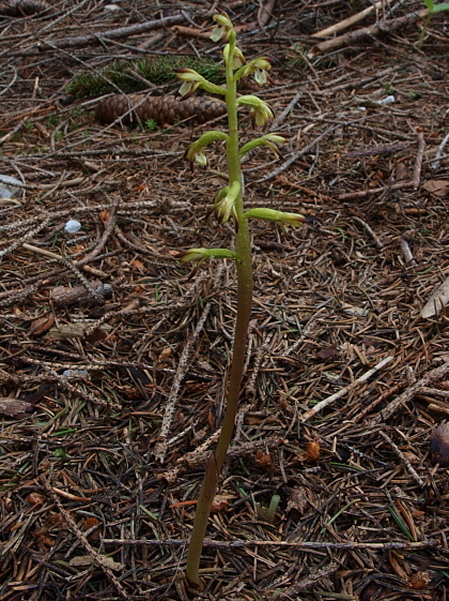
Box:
175, 68, 205, 98
210, 25, 225, 42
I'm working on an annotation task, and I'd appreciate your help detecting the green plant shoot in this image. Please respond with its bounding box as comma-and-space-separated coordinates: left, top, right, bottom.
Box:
419, 0, 449, 46
176, 13, 308, 587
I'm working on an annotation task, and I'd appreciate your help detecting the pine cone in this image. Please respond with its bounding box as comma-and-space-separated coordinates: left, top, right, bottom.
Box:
95, 94, 226, 126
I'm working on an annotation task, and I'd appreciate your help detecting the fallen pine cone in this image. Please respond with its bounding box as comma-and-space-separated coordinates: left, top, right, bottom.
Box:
95, 93, 226, 126
0, 0, 51, 16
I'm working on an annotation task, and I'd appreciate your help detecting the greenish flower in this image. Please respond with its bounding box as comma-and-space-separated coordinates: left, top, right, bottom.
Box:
237, 95, 274, 126
252, 58, 271, 85
235, 57, 271, 85
185, 131, 229, 168
223, 43, 245, 68
210, 13, 234, 42
215, 181, 240, 224
175, 68, 205, 97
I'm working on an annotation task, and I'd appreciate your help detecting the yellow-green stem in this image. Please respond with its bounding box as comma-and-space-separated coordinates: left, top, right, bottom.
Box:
185, 30, 253, 586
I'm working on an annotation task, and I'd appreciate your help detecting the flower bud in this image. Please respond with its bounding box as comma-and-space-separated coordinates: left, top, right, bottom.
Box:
178, 247, 236, 264
244, 207, 308, 227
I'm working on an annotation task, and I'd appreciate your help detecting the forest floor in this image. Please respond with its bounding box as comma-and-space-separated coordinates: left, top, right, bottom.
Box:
1, 1, 449, 600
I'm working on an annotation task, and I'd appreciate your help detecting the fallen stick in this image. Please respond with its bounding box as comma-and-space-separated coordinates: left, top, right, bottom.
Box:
261, 124, 340, 181
412, 127, 426, 189
300, 356, 393, 422
309, 9, 427, 56
13, 13, 186, 55
102, 537, 437, 551
376, 361, 449, 422
336, 180, 414, 200
312, 0, 395, 38
45, 480, 129, 601
379, 431, 425, 487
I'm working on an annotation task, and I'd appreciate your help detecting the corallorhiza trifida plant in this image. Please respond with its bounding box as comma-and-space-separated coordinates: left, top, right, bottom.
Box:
176, 13, 309, 587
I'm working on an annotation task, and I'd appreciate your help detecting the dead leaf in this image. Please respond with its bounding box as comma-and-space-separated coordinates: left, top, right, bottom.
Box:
69, 555, 123, 571
131, 259, 145, 272
27, 492, 45, 505
158, 346, 173, 362
83, 516, 100, 530
306, 440, 321, 461
422, 179, 449, 197
395, 161, 410, 181
286, 486, 309, 515
0, 397, 33, 417
98, 209, 110, 224
410, 571, 431, 589
254, 450, 272, 469
421, 274, 449, 318
210, 494, 233, 512
29, 314, 55, 336
45, 323, 111, 341
316, 347, 339, 361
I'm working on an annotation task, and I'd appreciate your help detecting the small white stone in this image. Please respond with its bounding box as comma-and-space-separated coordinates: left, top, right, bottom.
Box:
377, 95, 395, 105
64, 219, 82, 233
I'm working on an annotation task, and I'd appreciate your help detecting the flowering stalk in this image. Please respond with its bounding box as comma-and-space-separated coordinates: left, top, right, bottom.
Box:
176, 13, 308, 587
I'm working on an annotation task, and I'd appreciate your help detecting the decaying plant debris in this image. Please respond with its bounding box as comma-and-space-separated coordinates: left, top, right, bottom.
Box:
1, 1, 449, 600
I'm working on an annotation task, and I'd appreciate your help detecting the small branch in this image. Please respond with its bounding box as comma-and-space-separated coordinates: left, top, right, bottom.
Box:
271, 90, 304, 130
412, 127, 425, 189
376, 361, 449, 422
337, 179, 414, 200
44, 480, 129, 600
262, 125, 339, 181
75, 195, 120, 266
379, 431, 426, 488
399, 238, 417, 267
268, 564, 339, 601
102, 537, 436, 551
300, 356, 393, 422
352, 215, 383, 249
431, 131, 449, 170
154, 268, 222, 463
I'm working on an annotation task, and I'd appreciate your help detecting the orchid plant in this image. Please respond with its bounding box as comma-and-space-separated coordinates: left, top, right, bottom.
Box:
176, 14, 308, 587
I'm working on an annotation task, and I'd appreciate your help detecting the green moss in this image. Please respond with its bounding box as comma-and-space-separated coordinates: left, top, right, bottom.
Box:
66, 55, 224, 99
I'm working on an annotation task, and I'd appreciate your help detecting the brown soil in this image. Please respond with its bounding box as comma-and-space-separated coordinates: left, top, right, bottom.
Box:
1, 1, 449, 600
